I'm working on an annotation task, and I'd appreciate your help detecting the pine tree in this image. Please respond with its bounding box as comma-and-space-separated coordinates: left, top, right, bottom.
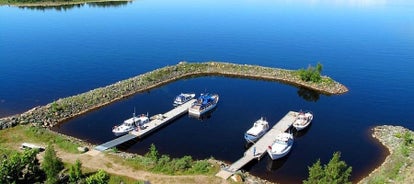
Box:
69, 159, 83, 183
303, 152, 352, 184
42, 144, 63, 184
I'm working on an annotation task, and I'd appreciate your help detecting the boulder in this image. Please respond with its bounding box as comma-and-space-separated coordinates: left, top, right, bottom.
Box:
231, 174, 243, 182
77, 146, 89, 153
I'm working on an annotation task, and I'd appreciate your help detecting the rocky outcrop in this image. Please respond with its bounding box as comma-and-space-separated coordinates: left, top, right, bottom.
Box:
0, 61, 348, 130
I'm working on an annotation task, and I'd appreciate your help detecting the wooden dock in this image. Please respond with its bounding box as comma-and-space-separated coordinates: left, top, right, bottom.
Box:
95, 99, 196, 151
216, 111, 299, 179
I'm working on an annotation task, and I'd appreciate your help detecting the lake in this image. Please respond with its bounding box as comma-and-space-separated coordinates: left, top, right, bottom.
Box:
1, 0, 414, 183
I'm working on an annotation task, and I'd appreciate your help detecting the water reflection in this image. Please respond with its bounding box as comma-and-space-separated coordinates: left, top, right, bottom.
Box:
297, 87, 320, 102
18, 4, 84, 11
17, 1, 131, 11
293, 123, 312, 138
88, 1, 131, 8
266, 155, 289, 171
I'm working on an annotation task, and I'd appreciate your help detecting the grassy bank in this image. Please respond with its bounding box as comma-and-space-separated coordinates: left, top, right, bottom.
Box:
359, 125, 414, 183
0, 125, 222, 183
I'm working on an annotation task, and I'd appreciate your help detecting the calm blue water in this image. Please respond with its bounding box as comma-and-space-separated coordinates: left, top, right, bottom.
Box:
1, 0, 414, 183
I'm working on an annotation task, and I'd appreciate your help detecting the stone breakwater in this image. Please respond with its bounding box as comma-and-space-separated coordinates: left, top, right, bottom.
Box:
0, 61, 348, 130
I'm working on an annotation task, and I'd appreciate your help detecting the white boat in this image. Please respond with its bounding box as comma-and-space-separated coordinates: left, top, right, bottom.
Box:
173, 93, 195, 106
293, 111, 313, 131
244, 117, 270, 143
188, 93, 219, 116
267, 133, 294, 160
112, 113, 149, 136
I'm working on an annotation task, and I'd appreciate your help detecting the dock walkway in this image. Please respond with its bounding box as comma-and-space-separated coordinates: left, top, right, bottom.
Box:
216, 111, 299, 179
95, 99, 196, 151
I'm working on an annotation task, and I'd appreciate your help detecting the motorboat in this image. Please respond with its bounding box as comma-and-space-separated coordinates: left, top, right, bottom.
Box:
293, 111, 313, 131
112, 113, 149, 136
267, 132, 294, 160
244, 117, 270, 143
188, 93, 219, 116
173, 93, 195, 106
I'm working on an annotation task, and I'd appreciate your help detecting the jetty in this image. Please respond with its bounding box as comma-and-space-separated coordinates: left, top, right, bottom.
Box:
216, 111, 299, 179
95, 99, 196, 151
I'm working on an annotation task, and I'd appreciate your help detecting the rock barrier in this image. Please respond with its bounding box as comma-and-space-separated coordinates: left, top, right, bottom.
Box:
0, 61, 348, 130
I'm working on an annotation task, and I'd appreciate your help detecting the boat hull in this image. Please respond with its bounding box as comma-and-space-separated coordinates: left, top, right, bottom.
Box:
244, 131, 266, 143
267, 146, 292, 160
267, 133, 294, 160
188, 94, 219, 116
112, 127, 135, 136
188, 102, 217, 116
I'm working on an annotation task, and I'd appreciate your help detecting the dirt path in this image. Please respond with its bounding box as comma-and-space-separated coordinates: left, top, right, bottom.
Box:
53, 149, 227, 184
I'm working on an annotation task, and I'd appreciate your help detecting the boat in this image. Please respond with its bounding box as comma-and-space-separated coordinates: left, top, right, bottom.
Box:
188, 93, 219, 116
173, 93, 196, 106
244, 117, 270, 143
112, 113, 149, 136
292, 111, 313, 131
267, 132, 294, 160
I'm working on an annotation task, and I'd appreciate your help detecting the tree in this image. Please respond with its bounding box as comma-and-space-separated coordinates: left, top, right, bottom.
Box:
69, 159, 83, 183
42, 144, 63, 184
0, 148, 43, 183
85, 169, 109, 184
145, 144, 159, 162
303, 152, 352, 184
298, 63, 323, 83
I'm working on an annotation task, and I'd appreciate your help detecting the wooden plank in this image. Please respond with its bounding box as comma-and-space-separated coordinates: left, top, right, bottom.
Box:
95, 134, 137, 151
130, 99, 196, 138
95, 99, 196, 151
216, 111, 299, 179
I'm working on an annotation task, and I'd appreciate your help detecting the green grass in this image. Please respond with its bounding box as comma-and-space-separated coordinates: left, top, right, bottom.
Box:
0, 125, 80, 153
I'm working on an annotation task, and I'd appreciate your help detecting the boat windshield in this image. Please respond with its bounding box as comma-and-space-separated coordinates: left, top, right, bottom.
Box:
275, 140, 288, 145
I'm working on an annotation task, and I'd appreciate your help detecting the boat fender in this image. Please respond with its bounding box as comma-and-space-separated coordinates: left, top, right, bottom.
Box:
268, 145, 272, 150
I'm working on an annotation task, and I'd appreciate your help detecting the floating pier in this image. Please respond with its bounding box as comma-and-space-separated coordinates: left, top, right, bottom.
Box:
95, 99, 196, 151
216, 111, 299, 179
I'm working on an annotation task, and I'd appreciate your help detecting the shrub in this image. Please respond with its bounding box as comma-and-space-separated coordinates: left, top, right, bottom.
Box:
298, 63, 323, 83
145, 144, 159, 162
303, 151, 352, 184
0, 148, 43, 183
85, 169, 109, 184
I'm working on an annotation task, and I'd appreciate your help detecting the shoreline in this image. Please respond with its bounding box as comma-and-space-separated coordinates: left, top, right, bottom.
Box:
358, 125, 414, 183
0, 0, 131, 7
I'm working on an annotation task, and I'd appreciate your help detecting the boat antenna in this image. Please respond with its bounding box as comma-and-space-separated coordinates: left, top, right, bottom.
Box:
133, 107, 136, 123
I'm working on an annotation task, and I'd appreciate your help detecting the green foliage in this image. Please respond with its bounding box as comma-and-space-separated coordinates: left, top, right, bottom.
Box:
68, 159, 82, 183
173, 155, 192, 171
108, 175, 145, 184
189, 160, 211, 174
50, 102, 65, 113
303, 152, 352, 184
403, 131, 413, 146
42, 144, 63, 184
298, 62, 323, 83
145, 144, 159, 162
127, 144, 214, 175
85, 169, 109, 184
0, 148, 43, 183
